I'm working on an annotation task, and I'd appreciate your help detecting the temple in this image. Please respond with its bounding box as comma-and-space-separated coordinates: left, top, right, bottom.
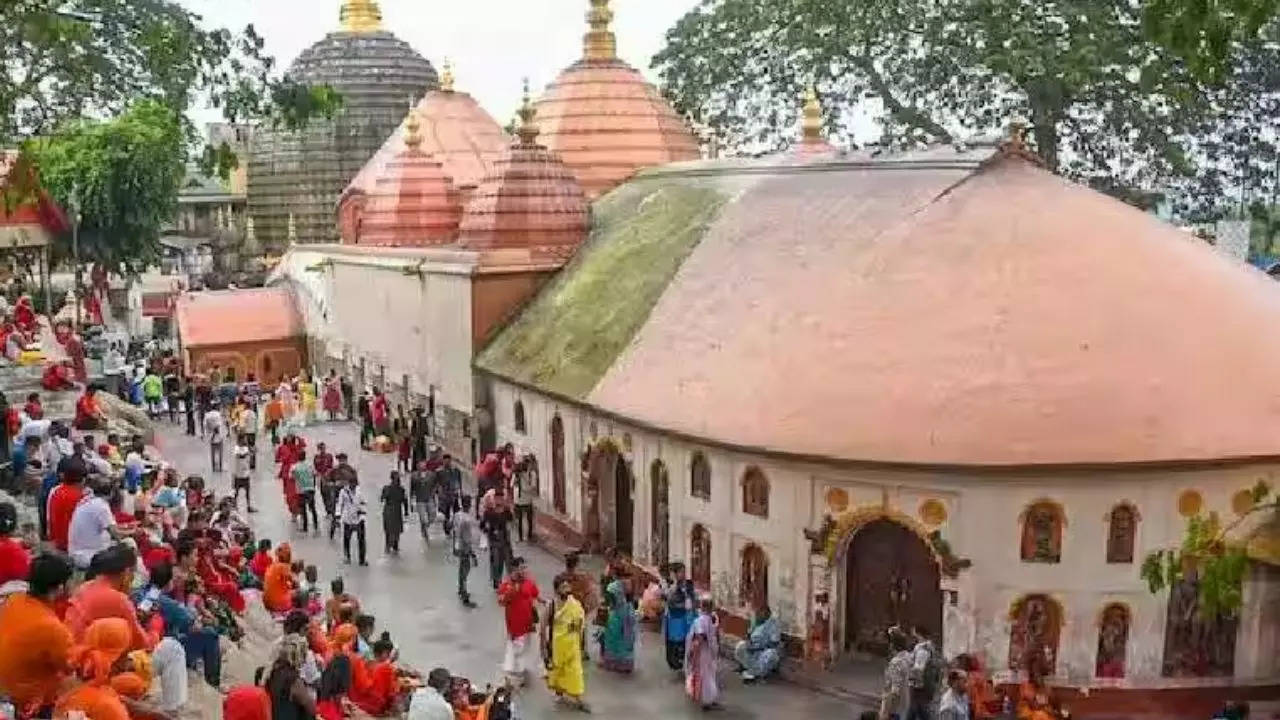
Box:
242, 1, 1280, 711
246, 0, 439, 249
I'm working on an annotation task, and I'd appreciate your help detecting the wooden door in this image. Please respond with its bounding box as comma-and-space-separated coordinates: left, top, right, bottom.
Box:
550, 416, 566, 513
615, 458, 633, 555
845, 519, 942, 655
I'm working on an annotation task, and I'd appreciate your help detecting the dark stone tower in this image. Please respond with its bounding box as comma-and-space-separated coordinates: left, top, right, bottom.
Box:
247, 0, 437, 249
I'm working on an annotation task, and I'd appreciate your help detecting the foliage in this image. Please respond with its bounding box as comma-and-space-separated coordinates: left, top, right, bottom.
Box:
0, 0, 343, 176
1141, 481, 1276, 618
25, 101, 185, 275
1143, 0, 1280, 82
652, 0, 1280, 220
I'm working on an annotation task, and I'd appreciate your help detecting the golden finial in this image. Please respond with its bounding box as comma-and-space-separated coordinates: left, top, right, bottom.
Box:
1007, 117, 1028, 149
243, 216, 260, 256
287, 213, 298, 245
802, 86, 823, 143
339, 0, 383, 33
584, 0, 617, 61
440, 58, 455, 92
516, 78, 540, 145
404, 106, 423, 149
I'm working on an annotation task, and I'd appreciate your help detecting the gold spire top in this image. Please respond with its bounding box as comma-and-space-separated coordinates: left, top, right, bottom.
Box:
802, 86, 824, 143
340, 0, 383, 33
584, 0, 617, 61
516, 77, 540, 145
403, 96, 423, 149
440, 58, 455, 93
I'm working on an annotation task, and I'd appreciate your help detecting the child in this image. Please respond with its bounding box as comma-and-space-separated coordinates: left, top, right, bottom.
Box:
232, 439, 253, 512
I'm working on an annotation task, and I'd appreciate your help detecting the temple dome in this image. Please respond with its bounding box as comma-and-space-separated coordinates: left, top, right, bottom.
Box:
247, 0, 438, 249
459, 88, 589, 260
338, 67, 508, 242
351, 110, 463, 247
479, 140, 1280, 466
534, 0, 700, 200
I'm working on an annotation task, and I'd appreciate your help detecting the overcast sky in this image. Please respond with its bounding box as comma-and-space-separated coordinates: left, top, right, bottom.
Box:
178, 0, 699, 131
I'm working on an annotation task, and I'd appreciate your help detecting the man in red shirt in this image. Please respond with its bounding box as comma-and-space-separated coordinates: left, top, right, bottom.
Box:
497, 556, 541, 686
46, 454, 88, 551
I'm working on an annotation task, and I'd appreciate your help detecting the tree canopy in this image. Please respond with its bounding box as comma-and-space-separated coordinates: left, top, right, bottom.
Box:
653, 0, 1280, 220
1144, 0, 1280, 82
26, 101, 185, 275
0, 0, 341, 145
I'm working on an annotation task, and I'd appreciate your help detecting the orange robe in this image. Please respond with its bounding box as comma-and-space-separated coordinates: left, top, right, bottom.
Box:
0, 593, 75, 713
263, 561, 295, 613
351, 660, 397, 716
54, 684, 130, 720
1016, 681, 1059, 720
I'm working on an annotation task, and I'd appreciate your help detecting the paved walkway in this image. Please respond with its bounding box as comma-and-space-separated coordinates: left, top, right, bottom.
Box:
151, 418, 871, 719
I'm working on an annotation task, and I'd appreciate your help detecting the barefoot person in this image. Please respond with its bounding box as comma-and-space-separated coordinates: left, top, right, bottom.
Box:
497, 557, 540, 686
685, 596, 722, 711
546, 579, 589, 712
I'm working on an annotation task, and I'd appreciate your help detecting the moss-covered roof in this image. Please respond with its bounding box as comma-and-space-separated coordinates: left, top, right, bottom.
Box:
475, 177, 728, 399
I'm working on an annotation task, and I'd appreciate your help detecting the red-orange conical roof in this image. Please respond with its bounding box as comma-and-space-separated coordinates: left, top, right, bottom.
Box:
534, 1, 700, 200
352, 111, 463, 247
460, 91, 589, 260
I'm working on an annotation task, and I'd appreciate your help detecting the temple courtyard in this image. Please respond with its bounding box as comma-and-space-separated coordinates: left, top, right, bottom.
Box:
149, 416, 871, 718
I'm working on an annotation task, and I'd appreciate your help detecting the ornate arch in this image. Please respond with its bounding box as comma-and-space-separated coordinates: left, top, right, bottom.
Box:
826, 505, 943, 566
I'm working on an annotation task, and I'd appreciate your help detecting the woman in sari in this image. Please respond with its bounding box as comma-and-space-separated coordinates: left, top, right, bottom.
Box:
598, 575, 636, 673
322, 371, 342, 422
263, 544, 296, 613
685, 597, 721, 710
277, 436, 301, 519
547, 579, 589, 711
351, 633, 407, 716
298, 373, 317, 427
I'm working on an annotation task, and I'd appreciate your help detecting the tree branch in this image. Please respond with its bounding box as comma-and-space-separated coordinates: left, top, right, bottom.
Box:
852, 55, 953, 143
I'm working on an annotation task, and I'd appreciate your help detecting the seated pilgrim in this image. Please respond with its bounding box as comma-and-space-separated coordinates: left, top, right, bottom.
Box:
733, 601, 782, 682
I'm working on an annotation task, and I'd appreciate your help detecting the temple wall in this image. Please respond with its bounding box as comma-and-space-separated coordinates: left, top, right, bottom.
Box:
272, 246, 478, 461
484, 375, 1280, 690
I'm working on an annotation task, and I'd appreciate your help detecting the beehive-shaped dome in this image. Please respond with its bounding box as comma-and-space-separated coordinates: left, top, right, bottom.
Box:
247, 0, 438, 249
791, 88, 838, 159
352, 109, 463, 247
460, 86, 589, 260
534, 0, 700, 200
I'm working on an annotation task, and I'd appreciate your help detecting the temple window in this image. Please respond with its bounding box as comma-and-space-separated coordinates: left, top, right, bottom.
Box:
690, 452, 711, 500
1008, 594, 1063, 673
650, 460, 670, 566
1020, 501, 1064, 563
741, 466, 770, 518
740, 543, 769, 608
691, 523, 712, 589
1096, 603, 1130, 678
513, 400, 527, 434
1106, 503, 1138, 564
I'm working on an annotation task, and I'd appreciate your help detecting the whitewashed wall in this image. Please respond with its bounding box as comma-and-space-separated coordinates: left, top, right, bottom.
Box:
273, 246, 476, 412
488, 376, 1280, 689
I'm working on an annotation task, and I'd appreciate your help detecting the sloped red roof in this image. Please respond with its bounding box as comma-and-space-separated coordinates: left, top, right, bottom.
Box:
175, 287, 302, 348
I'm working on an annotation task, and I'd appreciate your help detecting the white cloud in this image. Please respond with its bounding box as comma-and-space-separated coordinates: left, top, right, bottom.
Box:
178, 0, 697, 131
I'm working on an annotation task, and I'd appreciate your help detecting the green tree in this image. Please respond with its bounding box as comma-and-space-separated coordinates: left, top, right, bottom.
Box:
0, 0, 342, 174
653, 0, 1279, 219
25, 101, 185, 275
1143, 0, 1280, 82
1141, 482, 1276, 617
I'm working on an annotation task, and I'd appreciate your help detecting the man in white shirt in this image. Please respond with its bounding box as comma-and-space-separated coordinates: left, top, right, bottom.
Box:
407, 668, 454, 720
67, 477, 123, 568
203, 403, 226, 473
232, 441, 254, 512
238, 402, 258, 470
335, 472, 368, 566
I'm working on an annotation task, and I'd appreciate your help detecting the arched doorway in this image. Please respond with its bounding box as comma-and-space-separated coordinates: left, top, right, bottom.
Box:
550, 416, 566, 514
650, 460, 670, 566
844, 519, 942, 655
614, 455, 633, 555
584, 440, 634, 554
